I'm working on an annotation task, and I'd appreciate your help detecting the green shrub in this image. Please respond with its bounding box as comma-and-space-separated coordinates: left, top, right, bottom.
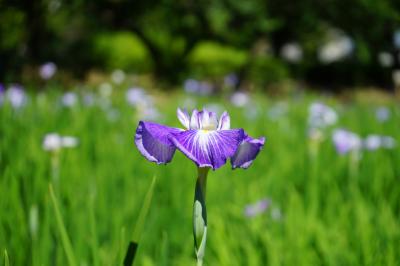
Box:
188, 41, 248, 78
92, 31, 152, 72
247, 56, 289, 87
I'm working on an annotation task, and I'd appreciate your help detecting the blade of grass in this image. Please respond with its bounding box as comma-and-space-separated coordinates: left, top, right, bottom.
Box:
49, 184, 77, 266
4, 249, 9, 266
124, 176, 157, 266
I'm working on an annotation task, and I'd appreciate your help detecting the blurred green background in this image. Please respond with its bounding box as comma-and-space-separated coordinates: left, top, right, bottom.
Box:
1, 1, 400, 266
1, 0, 400, 89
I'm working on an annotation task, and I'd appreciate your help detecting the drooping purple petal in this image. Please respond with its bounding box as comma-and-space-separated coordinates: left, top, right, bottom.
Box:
170, 129, 245, 169
135, 121, 182, 164
218, 111, 230, 130
231, 135, 265, 169
177, 108, 190, 129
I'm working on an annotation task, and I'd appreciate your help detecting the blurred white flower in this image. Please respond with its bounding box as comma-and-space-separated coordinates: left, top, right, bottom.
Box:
61, 92, 78, 107
364, 135, 382, 150
318, 31, 354, 64
308, 102, 338, 129
378, 52, 394, 67
6, 84, 27, 108
375, 107, 390, 122
332, 129, 362, 154
43, 133, 78, 151
392, 70, 400, 87
99, 82, 113, 98
280, 42, 303, 63
126, 87, 148, 107
230, 91, 250, 107
364, 135, 396, 150
39, 62, 57, 80
271, 207, 283, 221
111, 69, 126, 84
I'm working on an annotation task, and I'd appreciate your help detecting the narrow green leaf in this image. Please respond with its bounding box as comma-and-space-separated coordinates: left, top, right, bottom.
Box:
4, 249, 9, 266
49, 184, 77, 266
132, 176, 156, 242
124, 176, 156, 266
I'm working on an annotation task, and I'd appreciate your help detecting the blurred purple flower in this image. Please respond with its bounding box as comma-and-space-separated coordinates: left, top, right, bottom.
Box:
61, 92, 78, 107
126, 87, 149, 107
244, 199, 271, 218
375, 107, 390, 122
183, 79, 213, 96
332, 129, 362, 154
224, 73, 239, 87
39, 62, 57, 80
230, 91, 250, 107
7, 84, 27, 108
0, 83, 5, 105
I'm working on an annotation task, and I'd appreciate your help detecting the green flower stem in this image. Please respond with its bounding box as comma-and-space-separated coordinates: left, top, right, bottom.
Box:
193, 167, 209, 266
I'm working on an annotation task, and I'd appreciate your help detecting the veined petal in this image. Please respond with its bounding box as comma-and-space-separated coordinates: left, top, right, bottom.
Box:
177, 108, 190, 129
170, 129, 245, 169
190, 109, 201, 129
135, 121, 182, 164
218, 111, 230, 130
231, 135, 265, 169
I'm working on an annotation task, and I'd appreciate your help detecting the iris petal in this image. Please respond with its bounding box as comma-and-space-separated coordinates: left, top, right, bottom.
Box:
218, 111, 230, 130
177, 108, 190, 129
135, 121, 182, 164
170, 129, 245, 169
231, 135, 265, 169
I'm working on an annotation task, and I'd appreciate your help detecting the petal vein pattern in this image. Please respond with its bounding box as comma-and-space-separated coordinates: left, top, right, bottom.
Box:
170, 129, 245, 169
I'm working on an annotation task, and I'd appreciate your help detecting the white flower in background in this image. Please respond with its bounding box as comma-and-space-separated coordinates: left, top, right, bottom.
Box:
363, 135, 382, 150
230, 91, 250, 107
111, 69, 126, 84
126, 87, 148, 107
43, 133, 78, 151
332, 129, 362, 154
61, 92, 78, 107
181, 97, 197, 109
364, 135, 397, 150
280, 42, 303, 63
308, 102, 338, 129
271, 207, 283, 221
99, 82, 113, 98
378, 52, 394, 67
375, 107, 390, 122
318, 30, 354, 64
6, 84, 27, 108
39, 62, 57, 80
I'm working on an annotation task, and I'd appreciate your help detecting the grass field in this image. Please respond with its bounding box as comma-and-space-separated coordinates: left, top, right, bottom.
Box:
1, 85, 400, 265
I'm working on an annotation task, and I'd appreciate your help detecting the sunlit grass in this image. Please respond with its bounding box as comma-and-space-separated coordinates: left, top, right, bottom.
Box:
0, 87, 399, 265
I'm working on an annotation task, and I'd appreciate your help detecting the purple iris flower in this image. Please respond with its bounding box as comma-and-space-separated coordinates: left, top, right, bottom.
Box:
135, 108, 265, 170
332, 129, 361, 154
